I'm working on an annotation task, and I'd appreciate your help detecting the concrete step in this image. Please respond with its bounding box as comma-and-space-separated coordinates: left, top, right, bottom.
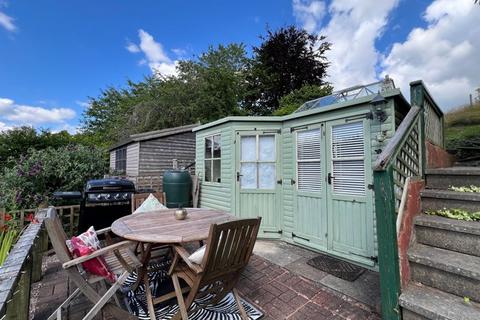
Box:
421, 189, 480, 211
400, 282, 480, 320
415, 214, 480, 257
425, 167, 480, 189
408, 244, 480, 302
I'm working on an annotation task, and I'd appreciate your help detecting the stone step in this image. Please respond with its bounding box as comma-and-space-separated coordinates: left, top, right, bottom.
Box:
408, 244, 480, 302
415, 214, 480, 257
421, 189, 480, 211
400, 282, 480, 320
425, 167, 480, 190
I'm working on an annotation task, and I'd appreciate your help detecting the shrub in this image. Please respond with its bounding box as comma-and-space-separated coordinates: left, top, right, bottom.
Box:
0, 145, 107, 210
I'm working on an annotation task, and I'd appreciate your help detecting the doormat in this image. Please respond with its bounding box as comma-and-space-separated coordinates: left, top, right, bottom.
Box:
307, 253, 365, 282
123, 262, 263, 320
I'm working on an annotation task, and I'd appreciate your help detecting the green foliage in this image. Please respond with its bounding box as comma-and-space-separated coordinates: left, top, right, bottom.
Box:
0, 229, 18, 265
0, 145, 107, 210
426, 208, 480, 221
82, 44, 250, 146
450, 185, 480, 193
0, 127, 75, 168
273, 84, 333, 116
245, 26, 331, 115
445, 103, 480, 161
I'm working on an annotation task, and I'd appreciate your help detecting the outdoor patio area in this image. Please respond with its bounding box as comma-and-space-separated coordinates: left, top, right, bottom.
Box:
30, 240, 380, 320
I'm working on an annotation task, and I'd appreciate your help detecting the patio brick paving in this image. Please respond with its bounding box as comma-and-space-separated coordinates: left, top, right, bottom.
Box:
31, 252, 380, 320
238, 255, 380, 319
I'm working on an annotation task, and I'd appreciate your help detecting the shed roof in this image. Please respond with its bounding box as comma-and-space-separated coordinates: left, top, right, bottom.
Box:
109, 123, 198, 151
193, 88, 404, 132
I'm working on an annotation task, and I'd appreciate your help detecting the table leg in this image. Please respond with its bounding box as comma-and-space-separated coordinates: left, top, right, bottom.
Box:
132, 243, 152, 291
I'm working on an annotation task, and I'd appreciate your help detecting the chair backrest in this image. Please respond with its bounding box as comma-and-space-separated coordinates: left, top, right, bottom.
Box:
44, 207, 73, 265
201, 218, 261, 283
131, 192, 166, 212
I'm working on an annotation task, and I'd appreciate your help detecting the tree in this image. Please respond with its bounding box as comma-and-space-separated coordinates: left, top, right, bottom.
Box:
273, 84, 333, 116
82, 44, 250, 146
0, 127, 74, 168
0, 145, 106, 210
244, 26, 331, 115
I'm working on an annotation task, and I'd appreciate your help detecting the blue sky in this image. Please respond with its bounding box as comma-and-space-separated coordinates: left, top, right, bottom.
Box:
0, 0, 479, 133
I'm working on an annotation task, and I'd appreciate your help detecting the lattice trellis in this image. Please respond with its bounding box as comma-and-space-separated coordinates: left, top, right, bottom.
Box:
392, 118, 421, 210
424, 99, 443, 147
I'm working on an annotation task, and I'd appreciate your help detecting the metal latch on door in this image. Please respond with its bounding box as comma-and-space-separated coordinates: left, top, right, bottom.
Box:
327, 173, 334, 184
236, 172, 242, 181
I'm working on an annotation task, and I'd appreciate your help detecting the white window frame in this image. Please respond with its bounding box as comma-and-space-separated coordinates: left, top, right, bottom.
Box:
204, 134, 221, 183
240, 134, 276, 189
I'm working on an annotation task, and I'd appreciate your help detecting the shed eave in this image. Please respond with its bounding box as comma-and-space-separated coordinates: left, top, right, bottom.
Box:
193, 89, 403, 132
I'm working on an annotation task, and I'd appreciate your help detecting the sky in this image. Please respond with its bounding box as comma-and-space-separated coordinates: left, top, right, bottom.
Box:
0, 0, 479, 133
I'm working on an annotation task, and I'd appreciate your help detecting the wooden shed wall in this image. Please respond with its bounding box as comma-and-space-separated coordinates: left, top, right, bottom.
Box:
126, 142, 140, 176
138, 131, 196, 191
109, 151, 116, 171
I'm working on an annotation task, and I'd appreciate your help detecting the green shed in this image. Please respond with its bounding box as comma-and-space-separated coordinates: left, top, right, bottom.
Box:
193, 78, 441, 268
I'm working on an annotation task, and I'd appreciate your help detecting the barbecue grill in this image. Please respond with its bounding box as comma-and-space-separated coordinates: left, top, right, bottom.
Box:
54, 178, 136, 233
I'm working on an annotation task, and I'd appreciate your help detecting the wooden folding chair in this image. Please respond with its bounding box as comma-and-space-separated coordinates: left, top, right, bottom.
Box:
44, 207, 140, 320
168, 217, 261, 320
131, 192, 167, 212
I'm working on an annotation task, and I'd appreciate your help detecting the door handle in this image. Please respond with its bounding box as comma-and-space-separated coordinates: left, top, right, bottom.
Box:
327, 173, 334, 185
236, 172, 243, 181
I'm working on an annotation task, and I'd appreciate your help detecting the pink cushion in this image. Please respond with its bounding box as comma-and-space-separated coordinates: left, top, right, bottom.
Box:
66, 227, 116, 282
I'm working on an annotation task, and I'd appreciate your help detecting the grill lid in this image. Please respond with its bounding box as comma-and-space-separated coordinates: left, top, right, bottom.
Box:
85, 178, 135, 193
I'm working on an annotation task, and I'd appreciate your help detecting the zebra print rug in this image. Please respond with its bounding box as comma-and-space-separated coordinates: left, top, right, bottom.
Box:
122, 261, 263, 320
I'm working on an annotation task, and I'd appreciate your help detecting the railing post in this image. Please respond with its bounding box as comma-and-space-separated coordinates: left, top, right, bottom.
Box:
374, 166, 401, 320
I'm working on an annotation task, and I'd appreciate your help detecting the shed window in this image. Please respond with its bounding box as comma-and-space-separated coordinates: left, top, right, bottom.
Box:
115, 148, 127, 174
331, 121, 365, 196
240, 135, 276, 189
204, 135, 221, 182
297, 129, 322, 192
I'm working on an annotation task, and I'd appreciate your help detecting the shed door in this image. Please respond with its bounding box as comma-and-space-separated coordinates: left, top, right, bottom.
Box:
292, 125, 328, 248
325, 119, 374, 260
235, 131, 281, 237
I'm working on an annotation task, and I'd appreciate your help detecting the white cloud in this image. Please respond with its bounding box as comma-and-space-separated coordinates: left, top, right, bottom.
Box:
292, 0, 326, 33
172, 48, 187, 57
126, 42, 140, 53
0, 121, 13, 132
52, 123, 78, 134
127, 29, 178, 76
319, 0, 399, 90
382, 0, 480, 110
0, 11, 15, 31
75, 100, 90, 109
0, 97, 76, 126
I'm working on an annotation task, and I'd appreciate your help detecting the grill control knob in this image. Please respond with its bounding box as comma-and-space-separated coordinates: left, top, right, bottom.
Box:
122, 193, 128, 200
96, 194, 102, 200
114, 193, 120, 200
105, 194, 111, 200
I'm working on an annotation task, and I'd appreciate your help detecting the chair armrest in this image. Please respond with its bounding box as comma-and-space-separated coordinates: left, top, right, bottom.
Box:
63, 240, 136, 269
96, 227, 112, 235
173, 245, 203, 274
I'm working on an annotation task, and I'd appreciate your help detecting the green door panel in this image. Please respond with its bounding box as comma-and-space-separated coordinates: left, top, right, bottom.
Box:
235, 131, 281, 237
292, 123, 328, 247
325, 118, 374, 260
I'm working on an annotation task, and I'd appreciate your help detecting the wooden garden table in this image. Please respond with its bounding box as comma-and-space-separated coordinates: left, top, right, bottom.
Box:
111, 208, 238, 320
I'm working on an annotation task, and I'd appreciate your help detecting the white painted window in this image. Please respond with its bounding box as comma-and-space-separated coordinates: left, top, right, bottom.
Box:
331, 121, 365, 196
296, 129, 322, 193
204, 134, 221, 183
240, 135, 276, 189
